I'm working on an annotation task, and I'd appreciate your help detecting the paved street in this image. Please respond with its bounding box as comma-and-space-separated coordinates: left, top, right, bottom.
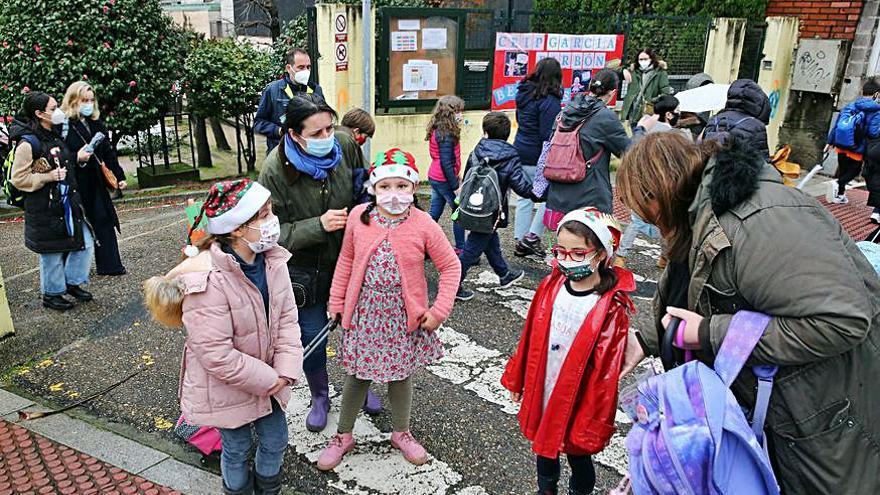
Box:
1, 185, 873, 494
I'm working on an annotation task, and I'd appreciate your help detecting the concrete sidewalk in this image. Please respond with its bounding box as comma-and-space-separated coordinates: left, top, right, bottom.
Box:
0, 388, 222, 495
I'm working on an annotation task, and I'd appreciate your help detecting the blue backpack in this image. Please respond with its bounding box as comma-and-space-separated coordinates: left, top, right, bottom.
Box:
623, 311, 780, 495
832, 104, 866, 151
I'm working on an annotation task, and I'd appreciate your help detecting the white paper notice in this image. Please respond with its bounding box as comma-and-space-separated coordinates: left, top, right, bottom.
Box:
398, 19, 421, 30
391, 31, 418, 52
422, 28, 447, 50
403, 61, 439, 92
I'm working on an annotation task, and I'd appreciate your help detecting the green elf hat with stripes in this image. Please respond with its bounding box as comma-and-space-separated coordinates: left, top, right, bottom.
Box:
184, 179, 270, 257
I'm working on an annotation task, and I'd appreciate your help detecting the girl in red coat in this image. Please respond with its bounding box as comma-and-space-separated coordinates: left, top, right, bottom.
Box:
501, 207, 635, 495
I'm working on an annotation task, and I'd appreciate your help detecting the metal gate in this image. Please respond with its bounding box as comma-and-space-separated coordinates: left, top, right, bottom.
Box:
738, 21, 767, 82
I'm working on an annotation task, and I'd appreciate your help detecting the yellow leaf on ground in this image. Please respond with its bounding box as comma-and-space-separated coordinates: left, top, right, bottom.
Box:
326, 346, 337, 358
48, 382, 64, 392
36, 359, 53, 369
154, 417, 174, 430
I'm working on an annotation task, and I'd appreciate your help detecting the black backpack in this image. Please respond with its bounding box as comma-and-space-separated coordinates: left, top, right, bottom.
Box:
2, 134, 40, 207
454, 155, 502, 234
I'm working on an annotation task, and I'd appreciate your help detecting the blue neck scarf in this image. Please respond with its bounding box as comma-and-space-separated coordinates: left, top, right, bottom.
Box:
283, 134, 342, 180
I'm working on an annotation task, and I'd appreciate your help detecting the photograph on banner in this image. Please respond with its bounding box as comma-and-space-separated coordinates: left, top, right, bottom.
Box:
491, 32, 624, 110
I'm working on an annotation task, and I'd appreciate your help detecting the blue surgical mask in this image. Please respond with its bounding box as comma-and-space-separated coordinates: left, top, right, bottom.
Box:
304, 135, 336, 157
80, 103, 94, 117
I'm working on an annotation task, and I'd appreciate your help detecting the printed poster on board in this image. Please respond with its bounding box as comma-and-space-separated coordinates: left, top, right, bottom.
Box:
491, 33, 625, 110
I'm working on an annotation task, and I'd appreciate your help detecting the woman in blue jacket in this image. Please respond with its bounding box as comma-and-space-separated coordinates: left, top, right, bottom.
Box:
513, 58, 562, 257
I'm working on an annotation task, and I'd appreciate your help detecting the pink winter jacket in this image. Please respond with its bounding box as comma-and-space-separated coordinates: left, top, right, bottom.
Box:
329, 204, 462, 332
176, 243, 303, 429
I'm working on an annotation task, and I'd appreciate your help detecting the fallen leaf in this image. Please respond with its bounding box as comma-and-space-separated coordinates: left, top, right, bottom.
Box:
48, 383, 64, 392
154, 417, 173, 430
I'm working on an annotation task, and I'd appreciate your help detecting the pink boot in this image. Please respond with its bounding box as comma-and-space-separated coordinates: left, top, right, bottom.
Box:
316, 433, 355, 471
390, 431, 428, 465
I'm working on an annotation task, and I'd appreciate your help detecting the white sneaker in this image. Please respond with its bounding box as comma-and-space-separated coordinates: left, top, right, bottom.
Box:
831, 194, 850, 204
871, 213, 880, 224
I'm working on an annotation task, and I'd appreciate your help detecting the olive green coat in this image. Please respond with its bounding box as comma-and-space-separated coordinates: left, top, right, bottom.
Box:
621, 61, 673, 123
257, 130, 366, 271
642, 146, 880, 494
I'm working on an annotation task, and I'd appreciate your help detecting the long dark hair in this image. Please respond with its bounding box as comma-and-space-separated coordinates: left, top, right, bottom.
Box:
283, 93, 337, 135
636, 48, 660, 69
558, 220, 617, 294
17, 92, 52, 134
522, 58, 563, 99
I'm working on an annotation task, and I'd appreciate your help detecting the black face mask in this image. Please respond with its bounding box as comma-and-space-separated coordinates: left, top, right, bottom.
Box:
668, 113, 680, 127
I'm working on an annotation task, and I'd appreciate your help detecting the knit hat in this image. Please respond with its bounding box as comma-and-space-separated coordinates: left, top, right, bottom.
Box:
184, 179, 271, 257
369, 148, 420, 186
556, 207, 622, 262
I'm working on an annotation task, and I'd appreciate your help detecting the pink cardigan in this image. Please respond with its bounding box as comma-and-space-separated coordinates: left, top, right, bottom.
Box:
329, 203, 461, 332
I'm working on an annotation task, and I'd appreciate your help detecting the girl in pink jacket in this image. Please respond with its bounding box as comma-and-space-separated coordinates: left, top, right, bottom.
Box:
317, 148, 461, 471
143, 179, 303, 495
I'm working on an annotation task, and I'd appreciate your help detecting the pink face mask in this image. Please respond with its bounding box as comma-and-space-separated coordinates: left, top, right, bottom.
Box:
376, 192, 414, 215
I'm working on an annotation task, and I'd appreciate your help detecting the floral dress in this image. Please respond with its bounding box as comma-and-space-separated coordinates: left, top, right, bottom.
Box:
340, 209, 445, 382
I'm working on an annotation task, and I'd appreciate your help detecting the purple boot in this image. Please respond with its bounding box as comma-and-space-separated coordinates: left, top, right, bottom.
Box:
305, 370, 330, 432
362, 388, 383, 415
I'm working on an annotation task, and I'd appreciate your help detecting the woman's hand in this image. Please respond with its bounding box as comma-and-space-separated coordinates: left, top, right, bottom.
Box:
77, 147, 93, 163
118, 180, 127, 190
267, 377, 289, 396
623, 69, 632, 83
50, 167, 67, 182
620, 330, 646, 378
637, 114, 660, 132
510, 392, 522, 403
662, 307, 703, 349
419, 312, 441, 333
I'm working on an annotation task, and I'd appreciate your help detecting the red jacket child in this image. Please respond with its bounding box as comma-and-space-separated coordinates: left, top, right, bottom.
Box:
501, 266, 635, 458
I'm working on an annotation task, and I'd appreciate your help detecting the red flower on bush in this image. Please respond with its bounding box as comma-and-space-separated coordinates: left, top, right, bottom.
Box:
129, 80, 136, 87
67, 39, 74, 46
22, 86, 30, 93
1, 41, 8, 48
82, 74, 89, 80
33, 44, 40, 53
103, 5, 109, 14
103, 42, 111, 49
133, 97, 140, 104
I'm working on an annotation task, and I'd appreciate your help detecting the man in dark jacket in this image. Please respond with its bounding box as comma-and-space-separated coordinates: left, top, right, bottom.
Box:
702, 79, 771, 160
254, 48, 325, 155
456, 112, 533, 301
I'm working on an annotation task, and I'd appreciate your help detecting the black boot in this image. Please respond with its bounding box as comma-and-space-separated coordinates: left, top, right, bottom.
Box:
223, 474, 254, 495
254, 471, 283, 495
66, 285, 93, 302
42, 294, 74, 311
537, 474, 559, 495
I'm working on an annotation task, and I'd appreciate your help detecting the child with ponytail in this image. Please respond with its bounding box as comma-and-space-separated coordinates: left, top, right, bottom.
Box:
143, 179, 303, 495
316, 148, 461, 470
501, 207, 635, 495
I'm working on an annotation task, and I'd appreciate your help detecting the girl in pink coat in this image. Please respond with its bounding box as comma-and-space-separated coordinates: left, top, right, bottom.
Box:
317, 148, 461, 471
144, 179, 303, 495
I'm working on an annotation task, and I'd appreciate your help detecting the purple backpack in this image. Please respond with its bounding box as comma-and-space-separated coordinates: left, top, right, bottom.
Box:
623, 311, 780, 495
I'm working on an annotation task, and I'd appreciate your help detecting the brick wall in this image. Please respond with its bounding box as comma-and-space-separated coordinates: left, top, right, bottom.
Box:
766, 0, 864, 39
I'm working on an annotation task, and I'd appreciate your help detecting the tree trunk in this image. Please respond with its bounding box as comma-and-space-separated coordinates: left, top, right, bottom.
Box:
209, 117, 231, 151
193, 116, 213, 168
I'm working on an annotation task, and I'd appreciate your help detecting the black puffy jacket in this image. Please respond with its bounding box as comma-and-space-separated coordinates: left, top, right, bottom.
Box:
464, 138, 533, 229
702, 79, 771, 160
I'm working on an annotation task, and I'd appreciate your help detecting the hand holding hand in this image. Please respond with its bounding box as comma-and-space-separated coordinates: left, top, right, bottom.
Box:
320, 208, 348, 232
419, 311, 441, 333
662, 307, 703, 350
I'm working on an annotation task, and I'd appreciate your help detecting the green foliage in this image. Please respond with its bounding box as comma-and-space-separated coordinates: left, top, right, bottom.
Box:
184, 37, 274, 118
271, 16, 310, 73
534, 0, 767, 20
0, 0, 188, 137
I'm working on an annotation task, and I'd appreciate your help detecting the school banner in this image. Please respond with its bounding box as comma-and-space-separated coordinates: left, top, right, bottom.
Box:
491, 33, 625, 111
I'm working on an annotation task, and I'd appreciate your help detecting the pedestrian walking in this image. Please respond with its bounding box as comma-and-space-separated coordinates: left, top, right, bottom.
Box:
143, 179, 303, 495
616, 132, 880, 495
513, 58, 562, 257
701, 79, 771, 160
316, 148, 461, 471
543, 69, 636, 224
621, 48, 674, 126
60, 81, 127, 276
254, 48, 325, 154
826, 77, 880, 207
501, 207, 635, 495
426, 95, 466, 253
9, 92, 93, 311
455, 112, 531, 301
258, 94, 382, 434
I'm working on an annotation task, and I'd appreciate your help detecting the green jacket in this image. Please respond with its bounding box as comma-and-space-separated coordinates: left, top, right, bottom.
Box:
257, 130, 366, 271
621, 61, 673, 123
642, 145, 880, 494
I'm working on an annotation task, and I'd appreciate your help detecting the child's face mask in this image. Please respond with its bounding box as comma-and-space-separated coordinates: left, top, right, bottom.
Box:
377, 192, 414, 215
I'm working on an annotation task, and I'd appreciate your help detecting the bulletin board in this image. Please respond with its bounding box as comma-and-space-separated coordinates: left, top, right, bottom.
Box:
382, 15, 460, 105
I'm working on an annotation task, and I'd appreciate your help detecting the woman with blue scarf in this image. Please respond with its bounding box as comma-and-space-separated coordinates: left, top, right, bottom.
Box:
258, 94, 383, 436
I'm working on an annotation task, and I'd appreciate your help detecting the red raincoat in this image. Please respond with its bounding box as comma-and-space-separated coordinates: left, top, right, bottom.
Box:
501, 267, 635, 458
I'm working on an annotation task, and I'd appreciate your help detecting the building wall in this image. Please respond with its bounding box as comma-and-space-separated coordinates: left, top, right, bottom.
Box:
766, 0, 863, 39
839, 0, 880, 105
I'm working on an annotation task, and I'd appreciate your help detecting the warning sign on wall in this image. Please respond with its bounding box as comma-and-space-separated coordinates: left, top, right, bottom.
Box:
335, 12, 349, 72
